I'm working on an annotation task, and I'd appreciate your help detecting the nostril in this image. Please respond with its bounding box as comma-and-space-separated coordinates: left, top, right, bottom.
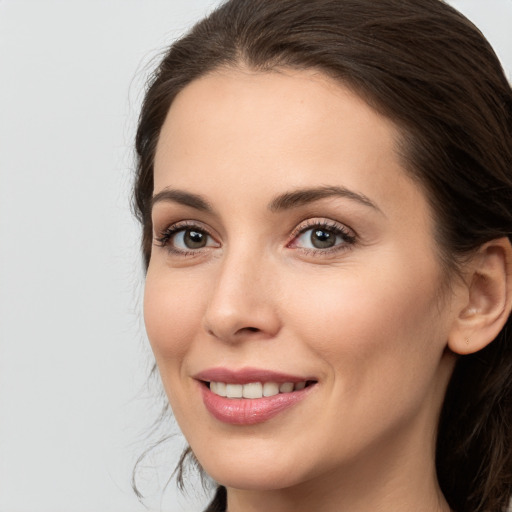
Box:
232, 326, 261, 336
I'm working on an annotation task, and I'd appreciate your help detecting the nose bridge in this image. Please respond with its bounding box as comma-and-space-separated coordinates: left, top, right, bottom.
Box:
203, 242, 280, 341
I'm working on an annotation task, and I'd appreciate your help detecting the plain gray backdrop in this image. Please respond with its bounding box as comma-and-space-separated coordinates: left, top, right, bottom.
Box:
0, 1, 511, 511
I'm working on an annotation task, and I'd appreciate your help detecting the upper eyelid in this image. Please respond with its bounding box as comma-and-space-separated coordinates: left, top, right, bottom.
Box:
156, 217, 352, 233
154, 220, 216, 244
155, 219, 213, 236
291, 218, 356, 236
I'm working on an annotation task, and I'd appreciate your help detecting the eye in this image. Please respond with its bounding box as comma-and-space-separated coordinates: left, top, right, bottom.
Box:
290, 220, 356, 253
297, 227, 339, 249
174, 228, 212, 249
155, 222, 219, 254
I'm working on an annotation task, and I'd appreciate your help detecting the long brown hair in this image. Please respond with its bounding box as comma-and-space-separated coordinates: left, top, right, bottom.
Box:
133, 1, 512, 510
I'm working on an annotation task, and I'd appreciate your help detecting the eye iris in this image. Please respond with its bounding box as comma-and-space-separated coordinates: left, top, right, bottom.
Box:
311, 228, 336, 249
184, 230, 207, 249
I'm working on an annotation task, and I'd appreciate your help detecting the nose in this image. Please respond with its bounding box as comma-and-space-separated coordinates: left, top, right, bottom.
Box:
202, 250, 281, 343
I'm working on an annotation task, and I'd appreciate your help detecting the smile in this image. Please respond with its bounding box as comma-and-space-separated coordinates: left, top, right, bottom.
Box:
208, 380, 310, 398
194, 368, 318, 425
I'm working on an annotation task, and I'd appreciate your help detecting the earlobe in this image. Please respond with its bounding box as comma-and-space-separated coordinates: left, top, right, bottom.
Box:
448, 237, 512, 355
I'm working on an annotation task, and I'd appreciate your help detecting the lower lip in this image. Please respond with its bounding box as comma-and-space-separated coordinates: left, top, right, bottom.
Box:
199, 383, 315, 425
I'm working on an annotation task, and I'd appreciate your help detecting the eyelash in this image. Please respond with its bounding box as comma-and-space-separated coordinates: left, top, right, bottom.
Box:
154, 219, 357, 257
288, 219, 357, 255
155, 220, 217, 257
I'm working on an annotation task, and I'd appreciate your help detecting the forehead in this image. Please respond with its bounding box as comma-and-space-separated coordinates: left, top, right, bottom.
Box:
156, 68, 399, 166
153, 67, 422, 219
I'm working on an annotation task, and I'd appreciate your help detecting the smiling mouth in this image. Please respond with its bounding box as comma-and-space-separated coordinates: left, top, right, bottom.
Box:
204, 380, 317, 399
198, 374, 318, 424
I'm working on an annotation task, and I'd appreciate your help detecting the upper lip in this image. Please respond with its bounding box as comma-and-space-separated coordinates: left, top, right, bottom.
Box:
193, 367, 317, 385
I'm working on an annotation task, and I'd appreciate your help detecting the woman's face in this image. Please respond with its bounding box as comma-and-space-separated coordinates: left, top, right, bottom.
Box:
144, 69, 460, 492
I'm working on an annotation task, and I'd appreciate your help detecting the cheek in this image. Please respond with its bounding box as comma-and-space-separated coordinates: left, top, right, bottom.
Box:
279, 262, 449, 457
143, 267, 204, 365
286, 256, 446, 388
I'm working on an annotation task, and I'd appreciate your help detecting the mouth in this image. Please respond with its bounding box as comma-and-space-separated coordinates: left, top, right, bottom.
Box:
194, 368, 318, 425
203, 380, 317, 399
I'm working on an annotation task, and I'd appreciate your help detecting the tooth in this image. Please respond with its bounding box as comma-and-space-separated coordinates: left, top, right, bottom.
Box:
263, 382, 279, 397
279, 382, 294, 393
242, 382, 263, 399
210, 381, 227, 397
294, 381, 306, 391
226, 383, 243, 398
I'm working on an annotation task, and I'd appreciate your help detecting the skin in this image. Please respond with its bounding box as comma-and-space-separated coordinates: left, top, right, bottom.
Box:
144, 67, 476, 512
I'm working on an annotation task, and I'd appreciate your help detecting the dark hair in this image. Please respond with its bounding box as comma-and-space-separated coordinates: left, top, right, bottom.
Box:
133, 1, 512, 511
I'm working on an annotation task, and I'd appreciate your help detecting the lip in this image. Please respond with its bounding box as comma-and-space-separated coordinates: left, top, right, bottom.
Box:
194, 367, 317, 425
194, 366, 315, 384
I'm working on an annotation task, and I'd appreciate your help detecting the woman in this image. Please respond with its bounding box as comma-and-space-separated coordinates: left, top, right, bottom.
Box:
133, 0, 512, 511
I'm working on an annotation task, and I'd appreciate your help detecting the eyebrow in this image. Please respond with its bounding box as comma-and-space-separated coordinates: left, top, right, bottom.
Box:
151, 185, 382, 215
151, 188, 213, 212
269, 185, 382, 214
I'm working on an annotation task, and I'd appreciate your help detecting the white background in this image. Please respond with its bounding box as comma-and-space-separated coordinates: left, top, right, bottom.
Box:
0, 1, 511, 511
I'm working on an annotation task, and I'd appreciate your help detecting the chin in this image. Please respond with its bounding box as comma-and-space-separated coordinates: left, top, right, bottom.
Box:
195, 446, 314, 491
208, 466, 307, 492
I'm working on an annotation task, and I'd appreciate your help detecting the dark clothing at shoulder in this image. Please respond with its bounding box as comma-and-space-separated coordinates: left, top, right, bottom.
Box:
204, 486, 227, 512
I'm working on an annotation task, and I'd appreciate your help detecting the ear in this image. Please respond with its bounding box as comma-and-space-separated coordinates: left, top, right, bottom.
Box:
448, 237, 512, 355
